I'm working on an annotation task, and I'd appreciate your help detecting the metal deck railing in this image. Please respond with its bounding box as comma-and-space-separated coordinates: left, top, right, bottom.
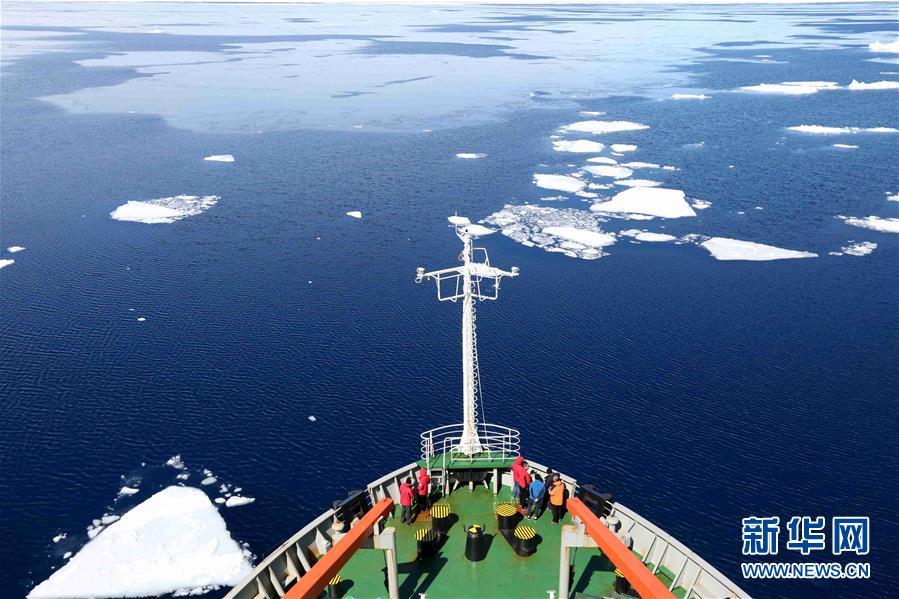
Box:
420, 422, 521, 470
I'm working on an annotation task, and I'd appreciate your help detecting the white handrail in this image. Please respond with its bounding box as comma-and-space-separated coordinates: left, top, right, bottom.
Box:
420, 422, 520, 464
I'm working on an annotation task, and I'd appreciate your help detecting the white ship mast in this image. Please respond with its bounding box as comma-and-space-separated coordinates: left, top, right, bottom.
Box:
416, 217, 518, 455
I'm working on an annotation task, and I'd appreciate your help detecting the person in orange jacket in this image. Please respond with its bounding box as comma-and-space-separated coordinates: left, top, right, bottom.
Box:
399, 478, 415, 525
547, 473, 567, 525
417, 468, 431, 511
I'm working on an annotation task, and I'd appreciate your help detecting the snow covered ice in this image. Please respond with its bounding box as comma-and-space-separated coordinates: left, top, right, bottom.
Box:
559, 120, 648, 135
590, 187, 697, 219
846, 80, 899, 90
787, 125, 899, 134
699, 237, 817, 261
838, 215, 899, 233
584, 165, 633, 179
203, 154, 234, 162
552, 140, 605, 153
616, 179, 662, 188
619, 230, 677, 242
110, 195, 219, 224
533, 174, 585, 193
739, 81, 838, 95
225, 496, 256, 508
7, 245, 25, 253
671, 94, 709, 100
0, 259, 14, 269
610, 144, 637, 153
455, 153, 486, 159
28, 486, 252, 599
830, 241, 877, 257
346, 211, 363, 219
869, 40, 899, 54
482, 204, 615, 260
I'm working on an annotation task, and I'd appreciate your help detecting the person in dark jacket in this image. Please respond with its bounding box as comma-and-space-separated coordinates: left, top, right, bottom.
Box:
527, 473, 545, 520
399, 478, 415, 525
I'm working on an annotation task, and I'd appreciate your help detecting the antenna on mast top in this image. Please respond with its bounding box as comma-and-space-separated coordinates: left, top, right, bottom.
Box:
416, 216, 519, 455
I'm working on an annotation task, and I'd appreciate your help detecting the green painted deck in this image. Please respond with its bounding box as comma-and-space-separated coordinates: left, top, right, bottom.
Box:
417, 451, 516, 471
334, 486, 688, 598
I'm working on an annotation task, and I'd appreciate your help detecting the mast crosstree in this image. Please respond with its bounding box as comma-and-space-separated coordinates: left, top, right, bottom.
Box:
416, 217, 519, 455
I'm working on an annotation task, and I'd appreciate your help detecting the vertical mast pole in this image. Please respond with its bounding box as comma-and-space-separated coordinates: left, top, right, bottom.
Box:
459, 232, 481, 454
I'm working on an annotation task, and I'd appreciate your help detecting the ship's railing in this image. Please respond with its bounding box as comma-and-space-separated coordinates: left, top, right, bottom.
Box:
420, 422, 520, 470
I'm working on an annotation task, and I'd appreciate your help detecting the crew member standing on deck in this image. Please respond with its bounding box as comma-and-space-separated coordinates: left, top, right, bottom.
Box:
527, 472, 545, 520
548, 473, 567, 525
516, 462, 532, 509
417, 467, 431, 512
400, 478, 415, 525
510, 456, 525, 503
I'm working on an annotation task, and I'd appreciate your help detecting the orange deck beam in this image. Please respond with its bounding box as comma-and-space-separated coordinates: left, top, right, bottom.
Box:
567, 498, 676, 599
285, 497, 395, 599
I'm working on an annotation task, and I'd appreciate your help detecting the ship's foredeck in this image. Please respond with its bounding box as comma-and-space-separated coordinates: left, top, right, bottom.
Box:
338, 485, 688, 599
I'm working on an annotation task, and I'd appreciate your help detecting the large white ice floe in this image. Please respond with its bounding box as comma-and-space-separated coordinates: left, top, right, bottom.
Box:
482, 205, 615, 260
846, 80, 899, 90
586, 157, 618, 165
225, 496, 256, 508
455, 152, 486, 159
830, 241, 877, 257
203, 154, 234, 163
699, 237, 817, 261
28, 486, 252, 599
346, 211, 363, 219
533, 174, 585, 193
552, 140, 605, 153
110, 195, 219, 224
869, 40, 899, 54
558, 120, 648, 135
0, 259, 14, 269
838, 215, 899, 233
610, 144, 637, 153
787, 125, 899, 134
616, 179, 662, 188
738, 81, 838, 95
590, 187, 696, 219
671, 93, 709, 100
583, 165, 633, 179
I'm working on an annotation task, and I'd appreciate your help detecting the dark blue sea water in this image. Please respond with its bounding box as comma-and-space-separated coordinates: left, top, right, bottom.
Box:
1, 3, 897, 598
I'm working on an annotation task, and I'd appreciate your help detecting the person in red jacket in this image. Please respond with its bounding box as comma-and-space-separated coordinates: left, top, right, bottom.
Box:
417, 468, 431, 512
516, 462, 532, 509
399, 478, 415, 525
511, 456, 525, 503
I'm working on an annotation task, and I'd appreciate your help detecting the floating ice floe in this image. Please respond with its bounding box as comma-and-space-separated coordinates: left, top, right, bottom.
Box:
869, 40, 899, 54
838, 215, 899, 233
203, 155, 234, 163
533, 174, 585, 193
580, 111, 605, 116
620, 162, 660, 169
52, 533, 67, 543
346, 211, 363, 219
699, 237, 817, 261
586, 157, 618, 165
455, 153, 486, 159
307, 415, 317, 422
584, 165, 633, 179
552, 140, 605, 153
201, 476, 217, 486
28, 487, 252, 599
166, 455, 187, 470
118, 487, 139, 496
590, 187, 696, 219
886, 193, 899, 202
610, 144, 637, 153
832, 144, 859, 149
738, 81, 838, 95
559, 120, 648, 135
615, 179, 662, 188
787, 125, 899, 134
110, 195, 219, 224
829, 241, 877, 257
0, 259, 13, 269
540, 195, 567, 202
7, 246, 25, 253
461, 224, 495, 237
447, 215, 470, 226
846, 80, 899, 90
619, 229, 677, 242
225, 496, 256, 508
671, 94, 709, 100
482, 204, 614, 260
691, 199, 712, 210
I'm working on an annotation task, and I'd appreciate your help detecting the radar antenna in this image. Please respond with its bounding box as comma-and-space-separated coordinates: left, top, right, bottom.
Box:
416, 216, 519, 455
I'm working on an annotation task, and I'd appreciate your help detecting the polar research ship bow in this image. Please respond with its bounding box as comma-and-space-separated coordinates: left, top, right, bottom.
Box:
226, 218, 748, 599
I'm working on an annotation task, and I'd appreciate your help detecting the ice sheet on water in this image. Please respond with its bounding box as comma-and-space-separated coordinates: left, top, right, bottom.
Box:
461, 224, 495, 237
738, 81, 838, 95
110, 195, 219, 224
671, 93, 709, 100
611, 144, 637, 153
533, 174, 585, 193
869, 40, 899, 54
886, 193, 899, 202
203, 155, 234, 162
559, 120, 648, 135
846, 80, 899, 90
616, 179, 662, 188
838, 215, 899, 233
830, 241, 877, 257
832, 144, 858, 149
118, 487, 139, 496
699, 237, 817, 261
7, 246, 25, 253
225, 496, 256, 508
346, 211, 363, 219
619, 229, 677, 242
455, 153, 486, 159
788, 125, 899, 134
166, 455, 187, 470
591, 187, 696, 219
552, 140, 605, 153
584, 165, 633, 179
447, 215, 471, 225
620, 162, 660, 169
586, 157, 618, 165
482, 204, 614, 260
691, 199, 712, 210
0, 259, 14, 269
29, 487, 252, 599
